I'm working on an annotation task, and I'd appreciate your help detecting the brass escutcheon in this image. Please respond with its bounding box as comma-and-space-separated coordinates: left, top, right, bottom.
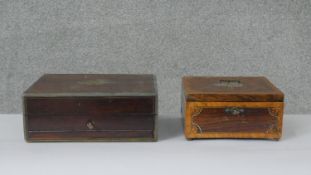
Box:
86, 120, 95, 130
225, 107, 245, 115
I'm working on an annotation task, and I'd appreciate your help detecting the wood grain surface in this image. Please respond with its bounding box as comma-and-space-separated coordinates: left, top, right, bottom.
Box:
182, 76, 284, 140
184, 102, 283, 140
23, 74, 157, 142
183, 76, 284, 102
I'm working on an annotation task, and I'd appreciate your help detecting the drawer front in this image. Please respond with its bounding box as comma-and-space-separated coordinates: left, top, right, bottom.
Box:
27, 113, 155, 131
25, 113, 156, 141
24, 97, 156, 141
184, 102, 284, 139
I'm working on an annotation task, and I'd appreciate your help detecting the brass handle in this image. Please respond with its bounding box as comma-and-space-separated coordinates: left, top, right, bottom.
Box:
225, 107, 244, 115
86, 120, 95, 130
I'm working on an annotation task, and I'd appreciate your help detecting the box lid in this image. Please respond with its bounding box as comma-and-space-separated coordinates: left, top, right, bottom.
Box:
183, 76, 284, 102
24, 74, 157, 97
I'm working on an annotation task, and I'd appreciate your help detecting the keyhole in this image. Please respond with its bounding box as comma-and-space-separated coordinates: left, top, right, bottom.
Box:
86, 120, 95, 130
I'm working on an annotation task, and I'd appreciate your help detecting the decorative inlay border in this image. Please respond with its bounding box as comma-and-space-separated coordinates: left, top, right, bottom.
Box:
267, 107, 280, 133
268, 108, 279, 117
191, 107, 203, 133
190, 106, 281, 134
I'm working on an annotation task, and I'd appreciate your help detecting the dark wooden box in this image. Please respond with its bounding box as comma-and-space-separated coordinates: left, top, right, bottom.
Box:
182, 76, 284, 140
23, 74, 157, 142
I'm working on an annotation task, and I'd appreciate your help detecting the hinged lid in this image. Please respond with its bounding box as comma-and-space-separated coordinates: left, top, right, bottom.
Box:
24, 74, 157, 97
183, 76, 284, 102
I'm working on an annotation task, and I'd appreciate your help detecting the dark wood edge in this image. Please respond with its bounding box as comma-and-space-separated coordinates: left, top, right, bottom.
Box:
22, 96, 29, 142
25, 137, 157, 142
24, 74, 158, 95
182, 76, 284, 96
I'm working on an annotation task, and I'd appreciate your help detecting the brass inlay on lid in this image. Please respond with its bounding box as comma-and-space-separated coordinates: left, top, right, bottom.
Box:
214, 79, 243, 88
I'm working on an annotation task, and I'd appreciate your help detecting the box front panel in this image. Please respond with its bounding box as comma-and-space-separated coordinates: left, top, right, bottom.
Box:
26, 97, 155, 114
24, 97, 156, 141
184, 102, 283, 140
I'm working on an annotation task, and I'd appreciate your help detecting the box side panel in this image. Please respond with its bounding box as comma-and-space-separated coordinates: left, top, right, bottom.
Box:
184, 102, 284, 140
25, 97, 156, 114
24, 96, 156, 142
181, 82, 189, 138
23, 96, 29, 141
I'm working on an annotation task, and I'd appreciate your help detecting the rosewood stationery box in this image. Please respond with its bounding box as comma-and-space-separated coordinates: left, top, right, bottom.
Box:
23, 74, 157, 142
182, 76, 284, 140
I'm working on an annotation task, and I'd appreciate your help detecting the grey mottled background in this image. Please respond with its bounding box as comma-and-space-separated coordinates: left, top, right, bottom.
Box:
0, 0, 310, 114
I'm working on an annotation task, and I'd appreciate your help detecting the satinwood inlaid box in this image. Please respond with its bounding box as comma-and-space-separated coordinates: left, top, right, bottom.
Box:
23, 74, 157, 142
182, 76, 284, 140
